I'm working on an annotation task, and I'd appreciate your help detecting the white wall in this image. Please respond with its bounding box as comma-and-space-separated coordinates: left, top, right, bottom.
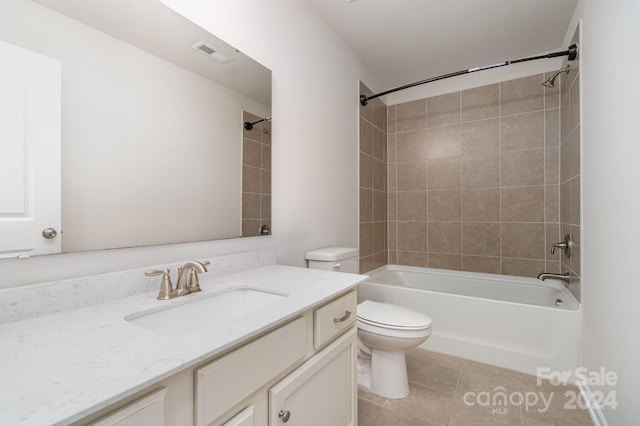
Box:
0, 0, 378, 287
578, 0, 640, 423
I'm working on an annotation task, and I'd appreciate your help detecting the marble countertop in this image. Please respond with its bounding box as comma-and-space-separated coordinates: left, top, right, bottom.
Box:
0, 265, 366, 426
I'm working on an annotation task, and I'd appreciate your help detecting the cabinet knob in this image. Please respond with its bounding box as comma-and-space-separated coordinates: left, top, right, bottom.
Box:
278, 410, 291, 423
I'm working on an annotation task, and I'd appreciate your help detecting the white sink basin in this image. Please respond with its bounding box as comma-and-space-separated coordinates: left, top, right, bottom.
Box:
126, 288, 287, 336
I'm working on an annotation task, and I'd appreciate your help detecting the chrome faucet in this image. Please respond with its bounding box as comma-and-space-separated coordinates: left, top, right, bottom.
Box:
175, 261, 209, 296
537, 272, 571, 285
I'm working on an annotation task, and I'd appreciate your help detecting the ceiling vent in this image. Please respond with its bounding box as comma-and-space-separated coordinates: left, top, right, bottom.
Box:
192, 42, 232, 64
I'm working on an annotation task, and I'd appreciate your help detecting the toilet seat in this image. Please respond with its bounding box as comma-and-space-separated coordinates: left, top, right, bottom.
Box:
357, 300, 432, 331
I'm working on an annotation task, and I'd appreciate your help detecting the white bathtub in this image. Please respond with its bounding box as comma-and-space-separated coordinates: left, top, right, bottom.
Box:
357, 265, 582, 376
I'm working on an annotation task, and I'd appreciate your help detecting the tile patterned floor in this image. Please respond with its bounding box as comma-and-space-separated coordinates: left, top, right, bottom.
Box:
358, 348, 593, 426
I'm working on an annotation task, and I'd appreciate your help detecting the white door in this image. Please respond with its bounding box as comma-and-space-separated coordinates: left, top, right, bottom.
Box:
0, 40, 61, 258
269, 328, 357, 426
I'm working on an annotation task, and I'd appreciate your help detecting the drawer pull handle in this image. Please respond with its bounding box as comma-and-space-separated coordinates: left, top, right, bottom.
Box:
333, 310, 351, 323
279, 410, 291, 423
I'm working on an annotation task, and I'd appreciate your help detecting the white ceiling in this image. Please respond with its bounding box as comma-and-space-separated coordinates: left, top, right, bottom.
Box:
300, 0, 578, 91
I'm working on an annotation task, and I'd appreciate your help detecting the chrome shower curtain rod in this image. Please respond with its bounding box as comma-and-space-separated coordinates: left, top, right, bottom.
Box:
243, 116, 272, 130
359, 44, 578, 106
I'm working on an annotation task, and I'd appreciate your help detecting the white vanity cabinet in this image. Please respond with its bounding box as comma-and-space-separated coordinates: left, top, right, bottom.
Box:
76, 290, 357, 426
269, 328, 357, 426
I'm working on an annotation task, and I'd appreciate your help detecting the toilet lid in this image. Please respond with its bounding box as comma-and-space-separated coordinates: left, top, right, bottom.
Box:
357, 300, 432, 330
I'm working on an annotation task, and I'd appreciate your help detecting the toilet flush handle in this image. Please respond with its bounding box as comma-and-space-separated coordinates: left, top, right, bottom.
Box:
332, 262, 341, 268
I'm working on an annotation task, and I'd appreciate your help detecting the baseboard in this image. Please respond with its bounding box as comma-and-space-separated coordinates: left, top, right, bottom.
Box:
578, 381, 609, 426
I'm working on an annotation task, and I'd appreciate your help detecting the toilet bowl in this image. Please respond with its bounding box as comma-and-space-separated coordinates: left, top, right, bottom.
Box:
357, 300, 432, 399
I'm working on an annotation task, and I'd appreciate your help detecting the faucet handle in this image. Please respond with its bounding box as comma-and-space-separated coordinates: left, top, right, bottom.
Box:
551, 234, 573, 258
186, 261, 209, 293
145, 268, 177, 300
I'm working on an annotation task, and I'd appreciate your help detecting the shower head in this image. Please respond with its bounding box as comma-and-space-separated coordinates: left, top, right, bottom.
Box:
542, 66, 570, 88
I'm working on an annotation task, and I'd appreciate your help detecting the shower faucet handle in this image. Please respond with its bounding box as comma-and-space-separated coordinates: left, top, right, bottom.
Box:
551, 234, 573, 258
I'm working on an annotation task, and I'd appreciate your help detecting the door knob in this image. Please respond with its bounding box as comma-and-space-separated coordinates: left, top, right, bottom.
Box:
42, 228, 58, 239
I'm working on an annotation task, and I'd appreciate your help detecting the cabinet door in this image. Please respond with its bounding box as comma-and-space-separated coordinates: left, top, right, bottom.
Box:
0, 40, 61, 258
90, 388, 166, 426
269, 327, 357, 426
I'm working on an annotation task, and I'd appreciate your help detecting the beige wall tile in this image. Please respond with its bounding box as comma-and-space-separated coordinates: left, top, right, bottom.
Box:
500, 74, 544, 116
397, 99, 427, 132
500, 111, 544, 151
461, 152, 500, 188
242, 220, 261, 237
359, 256, 375, 274
569, 75, 581, 133
388, 222, 397, 250
371, 98, 385, 130
242, 166, 261, 193
428, 190, 461, 221
373, 222, 387, 253
570, 177, 580, 226
545, 185, 560, 223
360, 222, 373, 256
388, 250, 397, 264
387, 134, 397, 163
461, 118, 499, 155
397, 161, 427, 191
398, 251, 428, 267
373, 190, 387, 222
462, 256, 501, 274
243, 139, 262, 167
397, 191, 427, 221
463, 222, 500, 256
261, 195, 271, 219
502, 258, 545, 277
397, 130, 427, 161
501, 223, 545, 259
242, 193, 261, 219
262, 170, 271, 194
428, 92, 460, 127
545, 109, 560, 147
372, 251, 387, 270
359, 189, 373, 222
387, 163, 397, 191
545, 146, 560, 184
428, 253, 462, 271
398, 222, 428, 251
560, 181, 570, 224
560, 89, 571, 143
262, 121, 271, 144
501, 149, 544, 186
545, 223, 561, 263
372, 127, 384, 161
462, 188, 500, 222
428, 157, 461, 190
372, 159, 386, 191
261, 144, 271, 170
387, 104, 397, 134
545, 260, 561, 274
461, 84, 499, 122
428, 222, 461, 254
359, 117, 373, 155
501, 186, 545, 222
427, 125, 461, 159
360, 153, 372, 189
388, 192, 397, 220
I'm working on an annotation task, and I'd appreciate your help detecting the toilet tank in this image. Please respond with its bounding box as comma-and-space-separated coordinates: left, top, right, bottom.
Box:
305, 247, 359, 274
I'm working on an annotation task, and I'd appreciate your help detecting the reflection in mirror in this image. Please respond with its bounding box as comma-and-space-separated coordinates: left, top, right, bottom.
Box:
242, 113, 271, 237
0, 0, 271, 256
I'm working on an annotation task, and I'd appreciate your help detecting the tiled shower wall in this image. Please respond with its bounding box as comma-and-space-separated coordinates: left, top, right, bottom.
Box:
242, 111, 271, 237
359, 83, 388, 272
560, 25, 582, 300
385, 74, 563, 277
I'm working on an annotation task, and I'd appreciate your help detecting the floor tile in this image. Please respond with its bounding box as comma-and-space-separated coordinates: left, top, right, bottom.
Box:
407, 351, 461, 395
384, 383, 454, 425
359, 398, 383, 426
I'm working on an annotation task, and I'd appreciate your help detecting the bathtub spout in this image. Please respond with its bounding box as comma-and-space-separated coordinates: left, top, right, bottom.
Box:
537, 272, 571, 285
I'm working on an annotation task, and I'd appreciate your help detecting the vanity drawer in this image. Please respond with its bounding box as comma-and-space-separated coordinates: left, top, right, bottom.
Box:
314, 290, 357, 350
195, 317, 306, 426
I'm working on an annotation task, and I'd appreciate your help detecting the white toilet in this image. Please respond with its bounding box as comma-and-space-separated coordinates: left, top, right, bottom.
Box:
305, 247, 433, 399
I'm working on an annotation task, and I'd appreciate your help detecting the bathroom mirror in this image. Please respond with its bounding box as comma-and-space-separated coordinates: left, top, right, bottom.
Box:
0, 0, 271, 254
